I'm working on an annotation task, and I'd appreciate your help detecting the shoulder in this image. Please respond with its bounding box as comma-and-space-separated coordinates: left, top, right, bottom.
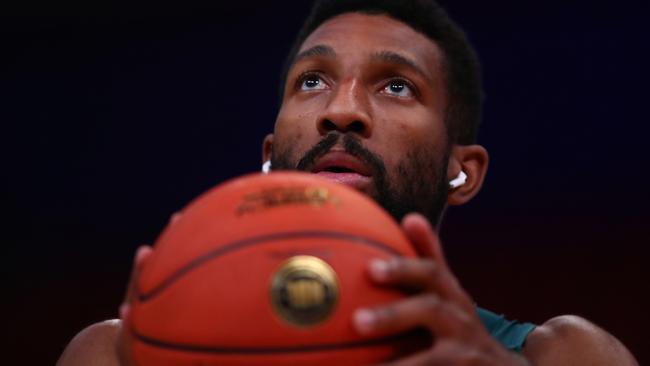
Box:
522, 315, 638, 366
56, 319, 122, 366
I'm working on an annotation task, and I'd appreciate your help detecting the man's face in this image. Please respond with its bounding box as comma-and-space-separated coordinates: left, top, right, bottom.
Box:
269, 13, 451, 224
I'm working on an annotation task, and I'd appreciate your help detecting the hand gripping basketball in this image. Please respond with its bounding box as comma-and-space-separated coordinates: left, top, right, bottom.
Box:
353, 214, 530, 366
117, 245, 153, 366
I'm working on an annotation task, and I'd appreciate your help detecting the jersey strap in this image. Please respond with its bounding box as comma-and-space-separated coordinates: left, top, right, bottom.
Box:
476, 307, 537, 353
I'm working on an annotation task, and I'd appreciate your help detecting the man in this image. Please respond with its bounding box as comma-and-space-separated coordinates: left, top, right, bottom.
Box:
57, 0, 639, 365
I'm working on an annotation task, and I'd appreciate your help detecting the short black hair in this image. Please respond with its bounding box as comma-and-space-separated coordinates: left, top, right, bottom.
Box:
279, 0, 483, 145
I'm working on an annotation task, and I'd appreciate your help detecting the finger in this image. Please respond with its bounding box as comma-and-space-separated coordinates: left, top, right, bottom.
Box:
116, 304, 136, 366
401, 213, 448, 270
368, 257, 438, 290
368, 257, 472, 308
399, 214, 474, 309
376, 340, 467, 366
354, 294, 476, 339
169, 212, 182, 225
118, 245, 152, 366
122, 245, 153, 305
376, 349, 436, 366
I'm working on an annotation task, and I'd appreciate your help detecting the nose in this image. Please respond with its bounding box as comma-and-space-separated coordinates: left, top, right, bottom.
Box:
317, 79, 372, 138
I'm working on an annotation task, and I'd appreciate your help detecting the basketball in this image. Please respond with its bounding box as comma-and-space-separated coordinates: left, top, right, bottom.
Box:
128, 172, 426, 366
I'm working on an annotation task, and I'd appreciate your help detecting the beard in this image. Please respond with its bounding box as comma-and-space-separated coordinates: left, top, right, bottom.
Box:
271, 132, 450, 226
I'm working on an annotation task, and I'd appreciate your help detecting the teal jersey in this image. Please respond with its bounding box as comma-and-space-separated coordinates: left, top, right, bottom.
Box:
477, 307, 537, 353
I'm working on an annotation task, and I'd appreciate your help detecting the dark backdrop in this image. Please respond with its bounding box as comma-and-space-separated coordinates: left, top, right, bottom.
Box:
7, 0, 650, 364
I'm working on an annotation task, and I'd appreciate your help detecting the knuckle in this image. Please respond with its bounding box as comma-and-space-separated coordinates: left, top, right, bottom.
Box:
438, 342, 484, 366
454, 308, 472, 325
374, 304, 399, 326
460, 349, 485, 365
389, 257, 439, 280
422, 260, 438, 278
387, 257, 407, 275
420, 293, 441, 312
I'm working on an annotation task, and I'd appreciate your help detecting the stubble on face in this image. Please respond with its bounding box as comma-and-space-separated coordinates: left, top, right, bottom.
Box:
271, 132, 449, 225
270, 13, 452, 226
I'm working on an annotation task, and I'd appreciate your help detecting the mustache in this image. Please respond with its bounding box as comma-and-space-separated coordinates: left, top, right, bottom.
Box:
295, 133, 339, 171
295, 132, 388, 180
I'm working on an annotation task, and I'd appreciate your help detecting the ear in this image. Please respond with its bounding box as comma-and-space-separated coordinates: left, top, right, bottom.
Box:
446, 144, 489, 206
262, 133, 274, 163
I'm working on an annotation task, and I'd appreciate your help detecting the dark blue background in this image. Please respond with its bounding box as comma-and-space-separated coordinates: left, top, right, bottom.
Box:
7, 0, 650, 363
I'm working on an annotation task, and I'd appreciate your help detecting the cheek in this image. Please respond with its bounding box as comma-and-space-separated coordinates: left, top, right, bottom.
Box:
371, 109, 446, 173
273, 102, 321, 159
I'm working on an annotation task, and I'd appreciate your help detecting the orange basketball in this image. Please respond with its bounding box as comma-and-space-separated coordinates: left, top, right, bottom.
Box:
128, 172, 426, 366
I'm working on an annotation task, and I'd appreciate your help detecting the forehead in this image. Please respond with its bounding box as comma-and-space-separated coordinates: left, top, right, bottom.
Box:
298, 13, 444, 75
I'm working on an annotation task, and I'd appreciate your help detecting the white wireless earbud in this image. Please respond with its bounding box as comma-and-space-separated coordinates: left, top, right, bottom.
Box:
262, 160, 272, 174
449, 171, 467, 189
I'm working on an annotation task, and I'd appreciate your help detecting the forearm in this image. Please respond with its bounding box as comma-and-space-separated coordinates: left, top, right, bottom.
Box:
523, 315, 639, 366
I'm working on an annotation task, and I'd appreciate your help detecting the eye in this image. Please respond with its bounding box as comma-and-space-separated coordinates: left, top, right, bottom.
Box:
297, 73, 328, 91
382, 79, 416, 98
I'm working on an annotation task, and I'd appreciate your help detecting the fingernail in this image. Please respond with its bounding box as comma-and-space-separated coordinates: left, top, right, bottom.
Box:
169, 212, 182, 225
354, 308, 376, 333
369, 259, 390, 281
135, 246, 151, 263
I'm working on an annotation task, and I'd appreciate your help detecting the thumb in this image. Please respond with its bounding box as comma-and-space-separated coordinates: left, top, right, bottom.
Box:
401, 213, 449, 270
117, 245, 153, 366
122, 245, 153, 306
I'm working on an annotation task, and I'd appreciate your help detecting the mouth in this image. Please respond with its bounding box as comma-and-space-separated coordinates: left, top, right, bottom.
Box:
310, 150, 372, 190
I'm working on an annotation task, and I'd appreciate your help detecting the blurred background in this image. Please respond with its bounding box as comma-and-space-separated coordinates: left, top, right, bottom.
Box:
6, 0, 649, 364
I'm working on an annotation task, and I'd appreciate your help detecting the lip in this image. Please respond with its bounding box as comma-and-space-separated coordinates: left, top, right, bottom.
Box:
310, 150, 372, 190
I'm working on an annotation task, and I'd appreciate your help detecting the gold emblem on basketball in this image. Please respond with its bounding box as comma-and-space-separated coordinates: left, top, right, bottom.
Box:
270, 255, 339, 327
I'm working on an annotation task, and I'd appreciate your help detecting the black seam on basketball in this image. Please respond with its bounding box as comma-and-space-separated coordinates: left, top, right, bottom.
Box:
132, 329, 416, 354
137, 231, 402, 303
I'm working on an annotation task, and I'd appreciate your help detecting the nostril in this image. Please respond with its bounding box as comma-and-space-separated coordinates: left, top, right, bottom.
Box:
349, 121, 366, 133
321, 119, 337, 131
319, 118, 369, 135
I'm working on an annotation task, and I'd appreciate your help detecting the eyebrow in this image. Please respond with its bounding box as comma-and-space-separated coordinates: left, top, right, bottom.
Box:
294, 44, 337, 63
371, 50, 432, 83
